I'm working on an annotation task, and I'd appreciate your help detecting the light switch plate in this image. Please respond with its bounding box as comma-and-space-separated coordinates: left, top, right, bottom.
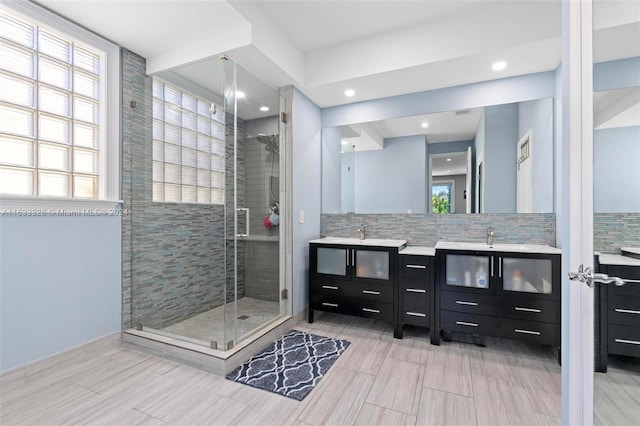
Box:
299, 210, 304, 224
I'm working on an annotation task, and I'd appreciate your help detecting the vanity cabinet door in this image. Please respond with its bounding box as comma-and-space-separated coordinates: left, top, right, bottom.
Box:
439, 251, 495, 294
314, 246, 349, 278
497, 253, 561, 301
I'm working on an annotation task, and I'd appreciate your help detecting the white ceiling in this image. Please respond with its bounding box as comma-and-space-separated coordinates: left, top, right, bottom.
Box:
432, 152, 469, 177
35, 0, 639, 113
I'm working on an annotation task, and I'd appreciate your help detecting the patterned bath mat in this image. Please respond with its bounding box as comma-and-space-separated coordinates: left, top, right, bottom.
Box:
225, 330, 350, 401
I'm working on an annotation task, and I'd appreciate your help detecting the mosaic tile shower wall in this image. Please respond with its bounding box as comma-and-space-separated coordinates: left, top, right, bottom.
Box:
321, 213, 557, 247
122, 50, 245, 330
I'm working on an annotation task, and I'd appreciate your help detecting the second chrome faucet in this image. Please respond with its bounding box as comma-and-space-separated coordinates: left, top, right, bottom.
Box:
487, 226, 494, 246
358, 221, 366, 240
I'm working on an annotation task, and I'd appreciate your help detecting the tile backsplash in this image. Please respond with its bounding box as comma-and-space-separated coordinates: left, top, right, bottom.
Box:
321, 213, 557, 247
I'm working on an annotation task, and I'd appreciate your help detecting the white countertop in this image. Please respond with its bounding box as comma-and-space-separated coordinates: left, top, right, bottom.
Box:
621, 247, 640, 256
399, 246, 436, 256
309, 237, 407, 248
435, 241, 561, 255
599, 253, 640, 267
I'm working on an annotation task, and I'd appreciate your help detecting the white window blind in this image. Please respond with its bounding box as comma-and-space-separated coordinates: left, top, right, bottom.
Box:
152, 79, 225, 205
0, 2, 119, 207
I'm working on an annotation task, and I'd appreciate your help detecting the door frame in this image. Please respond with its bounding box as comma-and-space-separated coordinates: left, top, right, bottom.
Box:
560, 0, 594, 424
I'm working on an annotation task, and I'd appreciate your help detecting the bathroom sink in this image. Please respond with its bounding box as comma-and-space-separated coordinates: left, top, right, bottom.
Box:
309, 237, 407, 248
435, 241, 561, 254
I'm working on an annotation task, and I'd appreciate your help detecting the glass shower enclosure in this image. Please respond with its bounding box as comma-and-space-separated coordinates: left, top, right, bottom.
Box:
128, 57, 287, 351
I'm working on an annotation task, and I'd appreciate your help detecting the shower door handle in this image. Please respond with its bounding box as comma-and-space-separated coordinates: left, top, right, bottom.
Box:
237, 208, 250, 237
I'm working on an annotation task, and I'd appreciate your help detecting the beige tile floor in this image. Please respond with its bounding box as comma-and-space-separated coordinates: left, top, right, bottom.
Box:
1, 312, 638, 425
160, 297, 281, 346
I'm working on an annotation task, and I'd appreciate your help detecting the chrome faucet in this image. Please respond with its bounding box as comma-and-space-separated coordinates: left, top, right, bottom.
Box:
358, 221, 366, 240
487, 226, 494, 246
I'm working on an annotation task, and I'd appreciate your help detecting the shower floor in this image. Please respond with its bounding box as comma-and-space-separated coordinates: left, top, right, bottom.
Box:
160, 297, 281, 347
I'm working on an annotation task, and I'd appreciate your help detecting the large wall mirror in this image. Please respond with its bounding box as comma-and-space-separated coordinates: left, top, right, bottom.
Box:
322, 98, 554, 214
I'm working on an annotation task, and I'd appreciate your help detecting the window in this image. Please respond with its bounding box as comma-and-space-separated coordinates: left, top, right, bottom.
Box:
432, 182, 454, 214
0, 2, 119, 205
151, 79, 225, 204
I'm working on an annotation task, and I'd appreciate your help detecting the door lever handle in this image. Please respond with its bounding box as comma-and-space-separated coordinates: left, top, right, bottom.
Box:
593, 273, 626, 286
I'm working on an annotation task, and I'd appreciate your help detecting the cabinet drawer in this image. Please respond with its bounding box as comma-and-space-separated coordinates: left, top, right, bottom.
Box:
441, 311, 560, 346
311, 280, 348, 297
608, 295, 640, 326
402, 276, 430, 291
441, 291, 498, 316
502, 297, 561, 324
310, 297, 393, 322
401, 255, 430, 278
345, 281, 394, 302
608, 324, 640, 357
608, 280, 640, 297
403, 297, 429, 327
440, 310, 494, 335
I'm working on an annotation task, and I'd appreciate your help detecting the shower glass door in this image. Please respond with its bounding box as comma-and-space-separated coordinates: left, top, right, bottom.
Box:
222, 58, 285, 349
129, 55, 287, 352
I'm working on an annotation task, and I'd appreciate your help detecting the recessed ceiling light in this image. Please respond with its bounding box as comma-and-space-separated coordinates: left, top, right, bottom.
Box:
446, 169, 451, 173
446, 158, 452, 162
236, 91, 245, 99
344, 89, 355, 97
341, 140, 347, 144
492, 61, 507, 71
421, 123, 429, 128
259, 106, 269, 112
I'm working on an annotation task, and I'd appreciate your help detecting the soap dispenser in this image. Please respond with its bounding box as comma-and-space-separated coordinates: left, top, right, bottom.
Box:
476, 265, 487, 288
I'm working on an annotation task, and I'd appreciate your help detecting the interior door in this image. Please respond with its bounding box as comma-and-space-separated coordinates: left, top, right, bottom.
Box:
465, 146, 472, 213
562, 1, 595, 424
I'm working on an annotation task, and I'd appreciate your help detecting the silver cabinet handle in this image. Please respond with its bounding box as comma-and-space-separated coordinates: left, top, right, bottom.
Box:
322, 302, 338, 307
406, 264, 427, 269
406, 312, 426, 317
406, 288, 426, 293
352, 249, 355, 266
498, 258, 502, 278
456, 321, 478, 327
236, 207, 250, 237
490, 256, 494, 277
456, 301, 478, 306
515, 307, 541, 313
346, 250, 349, 267
362, 290, 381, 295
614, 308, 640, 315
362, 308, 380, 313
614, 338, 640, 345
322, 285, 338, 290
515, 329, 541, 335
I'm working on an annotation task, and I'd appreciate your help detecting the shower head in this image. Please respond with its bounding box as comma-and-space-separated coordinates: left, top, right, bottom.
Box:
256, 134, 279, 155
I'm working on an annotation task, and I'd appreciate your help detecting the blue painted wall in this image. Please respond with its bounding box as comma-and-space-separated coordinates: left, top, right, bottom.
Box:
594, 57, 640, 92
483, 103, 519, 213
0, 216, 122, 372
321, 126, 342, 213
292, 88, 322, 315
594, 126, 640, 213
355, 135, 427, 213
518, 98, 555, 213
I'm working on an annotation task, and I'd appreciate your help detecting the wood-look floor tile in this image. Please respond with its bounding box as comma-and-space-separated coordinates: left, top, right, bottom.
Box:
387, 328, 430, 364
296, 367, 374, 425
496, 377, 546, 425
355, 403, 417, 426
416, 388, 477, 426
0, 382, 98, 425
470, 373, 510, 426
229, 391, 305, 426
594, 373, 640, 426
423, 346, 473, 397
366, 358, 424, 415
534, 413, 562, 426
335, 336, 390, 375
111, 408, 168, 425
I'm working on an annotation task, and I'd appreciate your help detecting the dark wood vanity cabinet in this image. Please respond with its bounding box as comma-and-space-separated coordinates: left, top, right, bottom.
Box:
308, 243, 401, 336
397, 254, 434, 337
433, 249, 561, 348
595, 260, 640, 372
